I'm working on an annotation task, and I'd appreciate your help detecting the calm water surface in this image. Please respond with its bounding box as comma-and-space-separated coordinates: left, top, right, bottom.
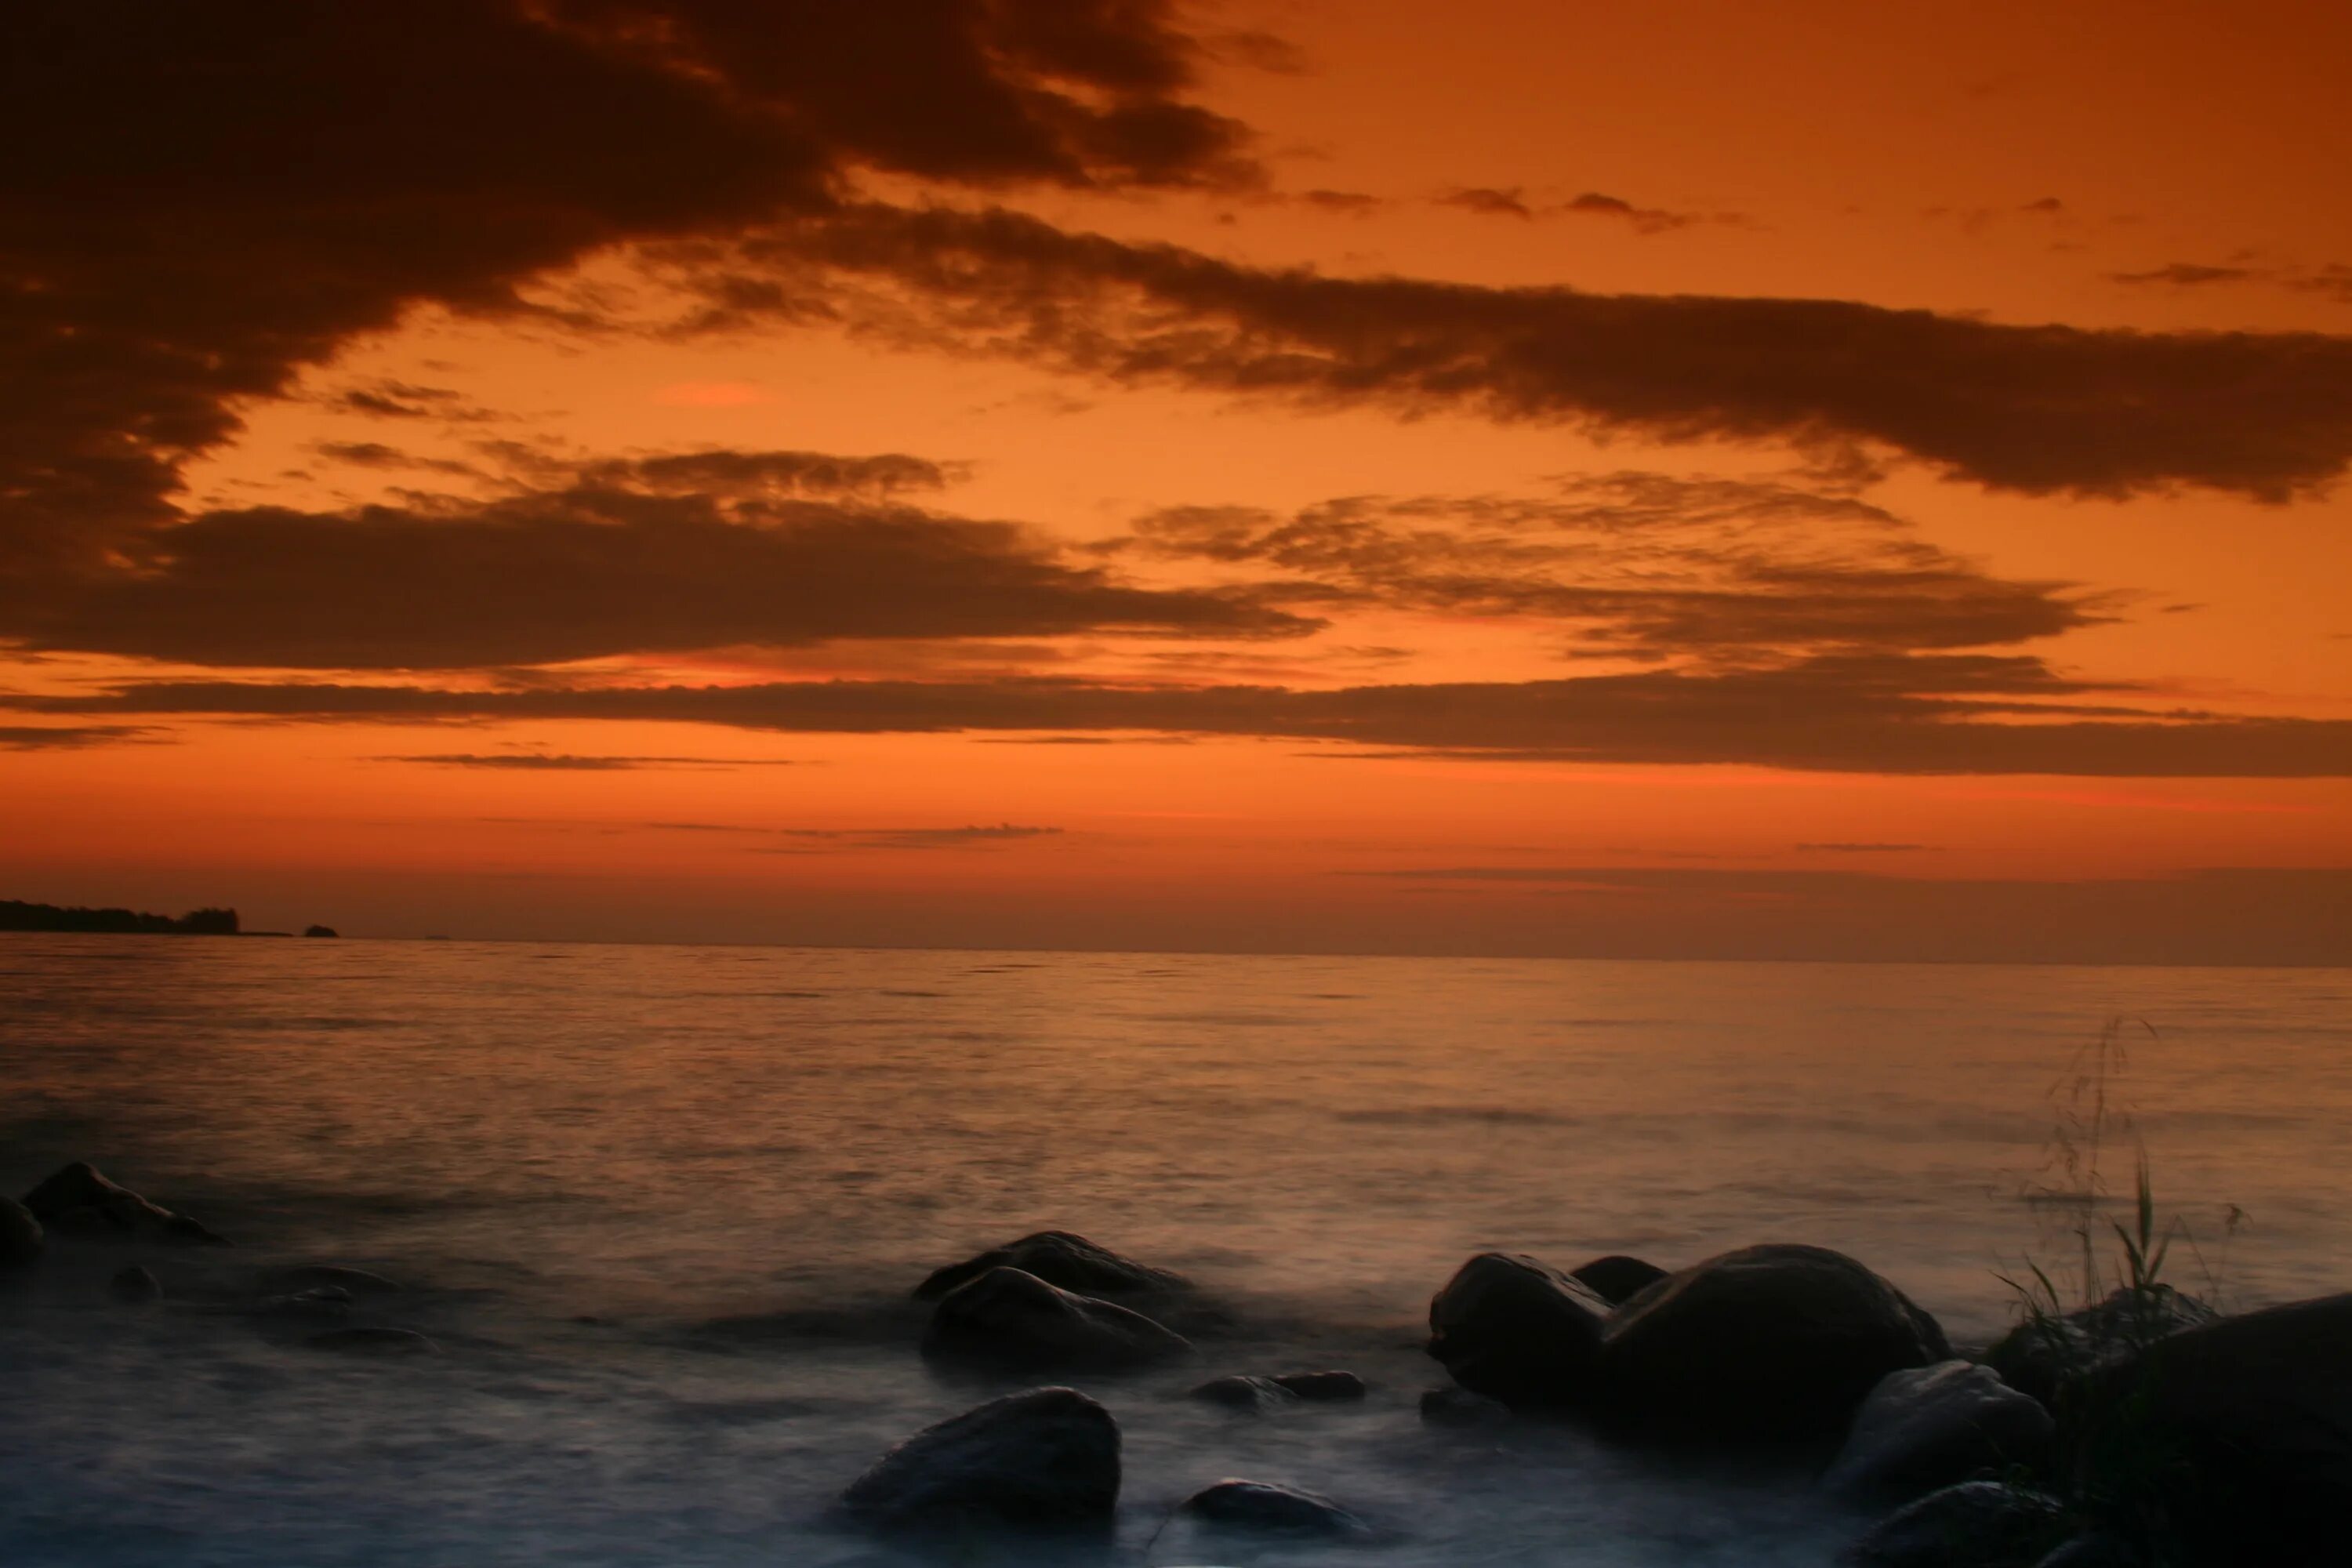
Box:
3, 936, 2347, 1566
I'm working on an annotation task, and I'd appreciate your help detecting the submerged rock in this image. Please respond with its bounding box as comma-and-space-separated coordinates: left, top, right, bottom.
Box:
1824, 1361, 2056, 1499
1572, 1254, 1671, 1307
0, 1196, 42, 1269
256, 1286, 355, 1320
108, 1265, 162, 1303
1984, 1285, 2216, 1406
258, 1265, 401, 1297
1420, 1385, 1511, 1427
20, 1161, 230, 1246
1601, 1243, 1949, 1439
1845, 1481, 2071, 1567
1181, 1479, 1369, 1537
307, 1326, 437, 1354
914, 1230, 1188, 1301
1192, 1374, 1300, 1412
924, 1266, 1193, 1370
1426, 1251, 1610, 1409
840, 1385, 1120, 1531
1272, 1368, 1367, 1401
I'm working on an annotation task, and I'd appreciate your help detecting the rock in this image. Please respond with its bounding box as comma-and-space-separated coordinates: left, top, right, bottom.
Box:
1984, 1285, 2216, 1406
1272, 1368, 1367, 1401
0, 1196, 42, 1269
1599, 1243, 1949, 1439
257, 1265, 401, 1296
914, 1230, 1187, 1301
20, 1161, 230, 1245
108, 1265, 162, 1302
1845, 1481, 2071, 1567
1420, 1385, 1511, 1427
923, 1266, 1193, 1370
840, 1386, 1120, 1532
1180, 1479, 1369, 1537
2032, 1533, 2141, 1568
303, 924, 338, 938
256, 1286, 355, 1320
307, 1326, 437, 1354
1573, 1254, 1671, 1307
1192, 1374, 1300, 1411
1426, 1251, 1610, 1409
2075, 1291, 2352, 1566
1825, 1361, 2056, 1499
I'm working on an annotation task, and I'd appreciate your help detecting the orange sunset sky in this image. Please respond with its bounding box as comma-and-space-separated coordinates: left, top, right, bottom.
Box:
4, 0, 2350, 961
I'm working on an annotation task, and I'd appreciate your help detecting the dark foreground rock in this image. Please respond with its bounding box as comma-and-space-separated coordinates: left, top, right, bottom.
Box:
109, 1265, 162, 1302
2077, 1291, 2352, 1566
1573, 1254, 1670, 1307
1192, 1374, 1299, 1412
0, 1196, 42, 1268
1427, 1251, 1610, 1409
1984, 1285, 2216, 1406
915, 1231, 1187, 1301
840, 1386, 1120, 1532
20, 1162, 230, 1245
1272, 1368, 1367, 1400
1846, 1481, 2071, 1567
1825, 1361, 2056, 1499
1181, 1479, 1369, 1537
924, 1266, 1193, 1370
307, 1327, 437, 1354
1602, 1244, 1949, 1439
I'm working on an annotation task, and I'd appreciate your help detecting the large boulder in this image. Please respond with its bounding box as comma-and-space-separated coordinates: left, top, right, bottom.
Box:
0, 1196, 42, 1269
1984, 1285, 2216, 1406
20, 1162, 230, 1245
1272, 1369, 1366, 1401
840, 1386, 1120, 1532
1573, 1254, 1670, 1307
1181, 1479, 1368, 1537
1825, 1361, 2056, 1499
914, 1231, 1186, 1300
2074, 1291, 2352, 1566
1426, 1251, 1610, 1409
1846, 1481, 2072, 1567
1599, 1244, 1949, 1439
923, 1266, 1193, 1370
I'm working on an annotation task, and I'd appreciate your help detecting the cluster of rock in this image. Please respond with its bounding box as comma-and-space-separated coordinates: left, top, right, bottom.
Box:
1, 1160, 435, 1353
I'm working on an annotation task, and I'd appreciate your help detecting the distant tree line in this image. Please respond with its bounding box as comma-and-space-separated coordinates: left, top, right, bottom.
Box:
0, 899, 240, 935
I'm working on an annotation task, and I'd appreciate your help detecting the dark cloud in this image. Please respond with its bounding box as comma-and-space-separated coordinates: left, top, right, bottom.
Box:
0, 0, 1255, 615
0, 723, 159, 750
373, 752, 797, 771
1795, 842, 1934, 853
701, 203, 2352, 499
1438, 187, 1537, 220
11, 450, 1312, 669
1112, 470, 2106, 659
751, 823, 1062, 851
2108, 263, 2264, 289
21, 652, 2352, 776
1559, 191, 1699, 234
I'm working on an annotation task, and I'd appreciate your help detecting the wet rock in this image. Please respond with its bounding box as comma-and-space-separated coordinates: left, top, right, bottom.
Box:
0, 1196, 42, 1269
2032, 1533, 2141, 1568
1845, 1481, 2071, 1567
1825, 1361, 2056, 1499
1426, 1251, 1610, 1410
1600, 1244, 1950, 1439
256, 1286, 355, 1320
840, 1385, 1120, 1531
20, 1161, 230, 1246
2077, 1290, 2352, 1566
1192, 1374, 1300, 1411
1572, 1254, 1670, 1307
108, 1265, 162, 1302
1419, 1385, 1511, 1427
1272, 1368, 1367, 1401
258, 1265, 401, 1296
1984, 1285, 2216, 1406
307, 1326, 437, 1354
1181, 1479, 1369, 1537
914, 1230, 1188, 1300
924, 1266, 1193, 1370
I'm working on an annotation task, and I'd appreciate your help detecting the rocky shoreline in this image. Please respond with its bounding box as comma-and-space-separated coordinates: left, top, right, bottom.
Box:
6, 1167, 2346, 1566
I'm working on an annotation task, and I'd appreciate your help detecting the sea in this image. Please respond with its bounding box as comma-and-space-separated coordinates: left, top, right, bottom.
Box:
2, 935, 2347, 1567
